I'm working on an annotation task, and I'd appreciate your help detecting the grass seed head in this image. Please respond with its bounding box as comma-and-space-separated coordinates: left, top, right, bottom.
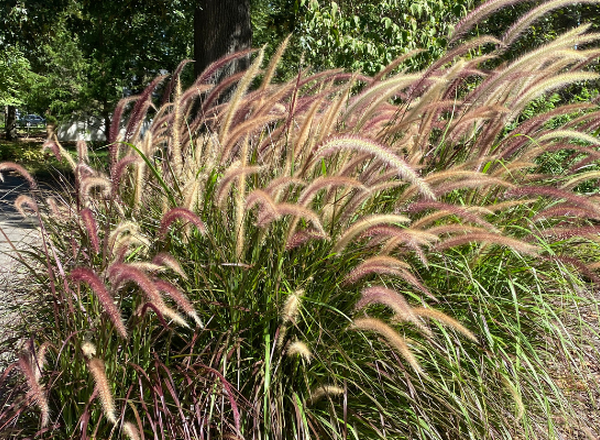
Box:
309, 385, 345, 404
0, 162, 37, 189
159, 207, 207, 238
70, 267, 128, 339
286, 340, 312, 363
88, 358, 117, 424
351, 317, 423, 374
123, 421, 141, 440
18, 348, 50, 428
282, 289, 304, 324
413, 307, 478, 342
80, 208, 100, 254
81, 341, 97, 359
14, 194, 39, 217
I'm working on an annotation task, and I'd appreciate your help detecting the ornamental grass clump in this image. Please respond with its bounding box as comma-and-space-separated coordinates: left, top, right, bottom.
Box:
2, 0, 600, 438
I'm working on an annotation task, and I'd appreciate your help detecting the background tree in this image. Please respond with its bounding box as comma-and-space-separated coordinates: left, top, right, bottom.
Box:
3, 0, 599, 133
0, 1, 40, 140
1, 0, 192, 137
59, 0, 192, 138
0, 46, 35, 140
253, 0, 476, 77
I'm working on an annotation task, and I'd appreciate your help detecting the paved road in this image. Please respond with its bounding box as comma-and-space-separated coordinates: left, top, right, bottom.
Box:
0, 174, 40, 351
0, 175, 39, 280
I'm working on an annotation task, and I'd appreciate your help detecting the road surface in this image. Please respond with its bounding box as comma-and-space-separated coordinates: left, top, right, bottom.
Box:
0, 174, 40, 354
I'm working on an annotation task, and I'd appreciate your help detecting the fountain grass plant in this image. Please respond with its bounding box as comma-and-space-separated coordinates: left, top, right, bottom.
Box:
2, 0, 600, 438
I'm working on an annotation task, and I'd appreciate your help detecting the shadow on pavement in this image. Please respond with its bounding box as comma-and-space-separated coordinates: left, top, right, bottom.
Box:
0, 175, 39, 230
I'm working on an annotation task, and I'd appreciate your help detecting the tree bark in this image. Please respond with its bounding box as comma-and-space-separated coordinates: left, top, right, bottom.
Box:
6, 106, 18, 141
194, 0, 252, 80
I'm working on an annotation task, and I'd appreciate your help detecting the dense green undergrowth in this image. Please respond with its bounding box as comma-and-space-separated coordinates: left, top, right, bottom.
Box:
2, 1, 600, 439
0, 137, 108, 182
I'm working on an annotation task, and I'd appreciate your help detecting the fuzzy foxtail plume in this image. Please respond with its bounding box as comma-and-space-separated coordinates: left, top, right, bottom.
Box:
152, 253, 187, 279
154, 279, 202, 327
315, 136, 435, 200
435, 232, 538, 256
351, 317, 423, 374
309, 385, 345, 404
503, 0, 600, 46
159, 207, 207, 238
88, 358, 117, 424
18, 349, 49, 428
334, 214, 411, 254
80, 208, 100, 254
14, 195, 38, 217
449, 0, 528, 45
287, 340, 312, 363
356, 286, 431, 335
109, 263, 188, 327
70, 268, 127, 338
219, 48, 265, 144
413, 307, 477, 342
0, 162, 37, 189
123, 421, 141, 440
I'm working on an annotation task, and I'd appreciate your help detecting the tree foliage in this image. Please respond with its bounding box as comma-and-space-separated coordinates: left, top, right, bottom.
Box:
298, 0, 476, 74
253, 0, 476, 77
2, 0, 192, 130
4, 0, 600, 127
0, 46, 35, 108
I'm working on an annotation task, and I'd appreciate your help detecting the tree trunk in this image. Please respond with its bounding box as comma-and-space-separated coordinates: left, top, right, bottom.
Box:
6, 106, 18, 141
104, 113, 111, 143
194, 0, 252, 81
